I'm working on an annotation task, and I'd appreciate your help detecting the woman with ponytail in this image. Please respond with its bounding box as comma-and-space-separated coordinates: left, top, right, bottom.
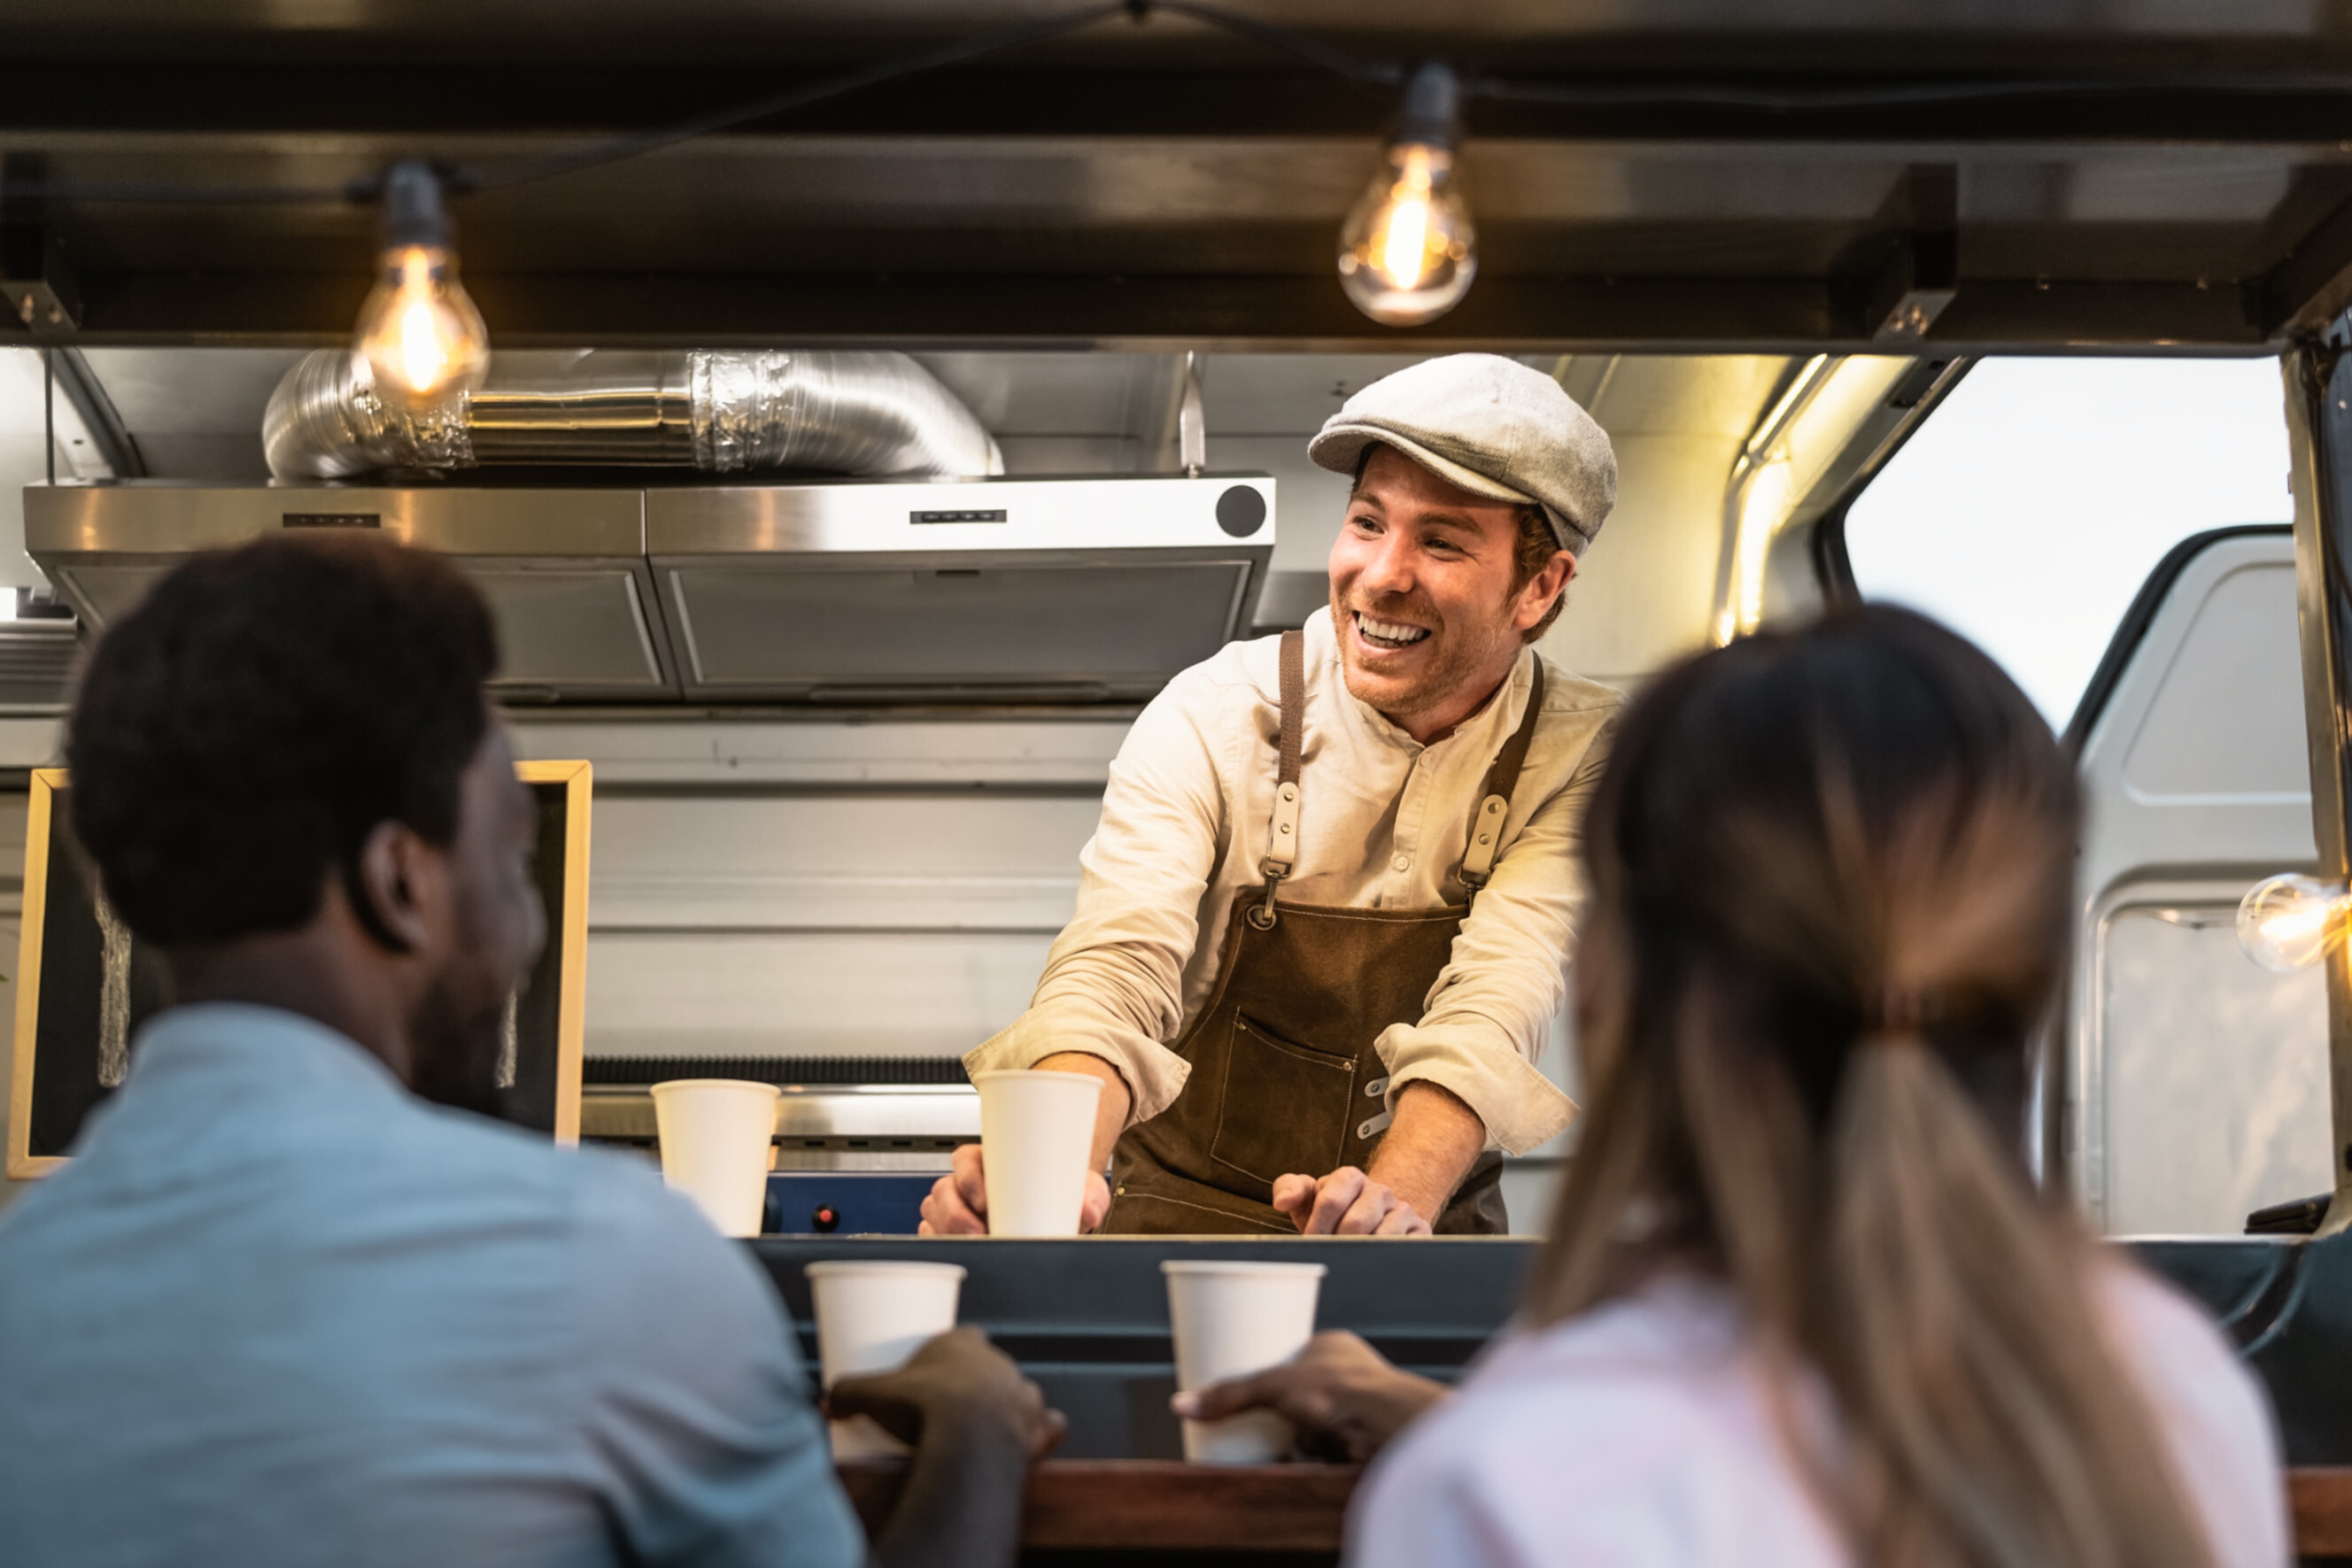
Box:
1189, 606, 2286, 1567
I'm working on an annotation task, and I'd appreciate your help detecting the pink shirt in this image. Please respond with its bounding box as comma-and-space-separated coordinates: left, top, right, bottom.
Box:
1350, 1263, 2288, 1568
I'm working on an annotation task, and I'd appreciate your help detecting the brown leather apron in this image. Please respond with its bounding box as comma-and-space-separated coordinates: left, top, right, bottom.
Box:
1101, 630, 1548, 1236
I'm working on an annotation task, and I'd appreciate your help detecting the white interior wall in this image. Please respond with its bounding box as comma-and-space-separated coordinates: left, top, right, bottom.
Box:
1539, 354, 1791, 688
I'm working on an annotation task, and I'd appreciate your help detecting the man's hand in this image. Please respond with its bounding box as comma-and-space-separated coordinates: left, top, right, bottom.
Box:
1271, 1167, 1432, 1235
1169, 1331, 1449, 1463
836, 1327, 1063, 1568
827, 1325, 1065, 1459
919, 1143, 1113, 1236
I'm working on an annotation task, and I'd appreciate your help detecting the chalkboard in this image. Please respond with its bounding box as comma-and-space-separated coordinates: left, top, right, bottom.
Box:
5, 761, 591, 1177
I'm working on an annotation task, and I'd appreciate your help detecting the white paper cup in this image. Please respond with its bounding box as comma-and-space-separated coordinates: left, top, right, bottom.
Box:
973, 1069, 1103, 1237
806, 1260, 968, 1459
1163, 1260, 1327, 1464
650, 1078, 780, 1239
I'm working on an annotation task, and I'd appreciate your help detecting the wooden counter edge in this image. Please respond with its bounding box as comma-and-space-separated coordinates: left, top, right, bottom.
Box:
837, 1457, 1363, 1552
2294, 1466, 2352, 1556
841, 1461, 2352, 1556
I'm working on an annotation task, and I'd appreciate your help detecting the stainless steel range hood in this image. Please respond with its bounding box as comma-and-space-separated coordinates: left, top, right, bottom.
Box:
22, 475, 1276, 705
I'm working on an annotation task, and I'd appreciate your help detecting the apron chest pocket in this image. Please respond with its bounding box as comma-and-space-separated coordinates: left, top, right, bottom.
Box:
1209, 1015, 1357, 1186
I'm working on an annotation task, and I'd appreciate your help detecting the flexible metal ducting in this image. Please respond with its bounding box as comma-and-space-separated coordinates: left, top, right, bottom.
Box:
261, 348, 1004, 481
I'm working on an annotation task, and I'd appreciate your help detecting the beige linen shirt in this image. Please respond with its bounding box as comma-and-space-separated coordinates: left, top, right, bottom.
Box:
965, 606, 1622, 1155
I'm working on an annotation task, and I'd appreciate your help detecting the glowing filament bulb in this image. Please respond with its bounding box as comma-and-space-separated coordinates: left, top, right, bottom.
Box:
351, 162, 490, 413
1379, 150, 1435, 288
355, 244, 487, 411
394, 251, 449, 391
1336, 63, 1477, 328
1339, 141, 1475, 327
2238, 873, 2352, 971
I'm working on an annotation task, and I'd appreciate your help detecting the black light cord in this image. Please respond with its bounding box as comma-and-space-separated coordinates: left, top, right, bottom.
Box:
474, 0, 1137, 191
4, 4, 2352, 212
1133, 0, 1399, 90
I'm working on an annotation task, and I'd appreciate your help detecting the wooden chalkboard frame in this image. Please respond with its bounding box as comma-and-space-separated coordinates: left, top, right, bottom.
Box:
4, 760, 592, 1178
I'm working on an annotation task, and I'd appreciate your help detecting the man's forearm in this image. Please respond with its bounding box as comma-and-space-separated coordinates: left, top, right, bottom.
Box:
1033, 1051, 1134, 1172
1366, 1081, 1486, 1224
867, 1409, 1035, 1568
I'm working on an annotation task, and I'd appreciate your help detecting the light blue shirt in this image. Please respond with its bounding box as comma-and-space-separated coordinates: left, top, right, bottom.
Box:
0, 1003, 863, 1568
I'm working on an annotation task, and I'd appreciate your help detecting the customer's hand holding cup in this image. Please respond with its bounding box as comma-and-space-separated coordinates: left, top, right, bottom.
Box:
920, 1069, 1110, 1236
807, 1261, 970, 1458
1164, 1260, 1327, 1464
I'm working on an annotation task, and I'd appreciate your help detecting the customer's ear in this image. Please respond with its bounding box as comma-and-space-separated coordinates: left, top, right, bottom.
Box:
348, 821, 445, 957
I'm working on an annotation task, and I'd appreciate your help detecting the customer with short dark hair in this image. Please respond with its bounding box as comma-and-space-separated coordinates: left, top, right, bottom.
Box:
0, 534, 1056, 1568
1184, 606, 2286, 1568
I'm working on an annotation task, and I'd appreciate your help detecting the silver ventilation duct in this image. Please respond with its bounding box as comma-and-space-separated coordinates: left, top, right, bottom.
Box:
261, 348, 1004, 482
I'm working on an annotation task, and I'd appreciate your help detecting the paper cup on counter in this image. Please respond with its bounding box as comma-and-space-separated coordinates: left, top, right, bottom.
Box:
651, 1078, 779, 1239
1163, 1260, 1327, 1464
973, 1069, 1103, 1237
807, 1260, 968, 1458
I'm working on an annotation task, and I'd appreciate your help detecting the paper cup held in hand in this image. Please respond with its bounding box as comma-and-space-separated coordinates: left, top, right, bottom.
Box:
807, 1260, 967, 1459
973, 1069, 1103, 1237
1163, 1260, 1327, 1464
650, 1078, 778, 1239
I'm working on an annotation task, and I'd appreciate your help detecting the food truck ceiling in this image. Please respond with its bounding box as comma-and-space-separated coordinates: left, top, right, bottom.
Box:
11, 2, 2352, 349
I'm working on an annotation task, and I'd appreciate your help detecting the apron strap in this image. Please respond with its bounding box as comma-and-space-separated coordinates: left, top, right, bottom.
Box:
1251, 630, 1307, 929
1458, 655, 1548, 899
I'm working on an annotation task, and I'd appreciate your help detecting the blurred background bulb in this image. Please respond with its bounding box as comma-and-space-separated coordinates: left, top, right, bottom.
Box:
352, 162, 489, 413
2237, 872, 2351, 971
1337, 63, 1476, 328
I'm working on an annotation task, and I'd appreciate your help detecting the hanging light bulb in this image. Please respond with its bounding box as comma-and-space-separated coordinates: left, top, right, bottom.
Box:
351, 161, 489, 413
1338, 63, 1477, 328
2238, 872, 2352, 971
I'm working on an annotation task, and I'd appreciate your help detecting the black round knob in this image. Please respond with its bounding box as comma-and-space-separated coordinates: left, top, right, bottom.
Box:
810, 1205, 840, 1234
1216, 485, 1268, 537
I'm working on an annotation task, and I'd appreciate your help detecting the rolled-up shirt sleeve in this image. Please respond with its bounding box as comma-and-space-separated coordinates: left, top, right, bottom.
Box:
1375, 707, 1619, 1155
963, 675, 1229, 1124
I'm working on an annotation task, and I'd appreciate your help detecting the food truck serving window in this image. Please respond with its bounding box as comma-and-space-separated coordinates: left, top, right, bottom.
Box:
1843, 357, 2292, 727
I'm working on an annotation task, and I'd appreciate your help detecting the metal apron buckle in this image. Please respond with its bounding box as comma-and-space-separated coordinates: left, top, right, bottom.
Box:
1246, 869, 1283, 929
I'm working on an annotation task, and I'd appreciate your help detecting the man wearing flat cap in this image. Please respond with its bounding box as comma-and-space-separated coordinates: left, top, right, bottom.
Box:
933, 354, 1622, 1236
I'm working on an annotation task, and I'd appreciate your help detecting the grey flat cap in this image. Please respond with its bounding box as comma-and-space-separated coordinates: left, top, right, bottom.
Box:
1307, 354, 1616, 554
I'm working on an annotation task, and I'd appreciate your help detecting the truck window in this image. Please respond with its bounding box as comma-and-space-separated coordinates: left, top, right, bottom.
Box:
1844, 357, 2292, 726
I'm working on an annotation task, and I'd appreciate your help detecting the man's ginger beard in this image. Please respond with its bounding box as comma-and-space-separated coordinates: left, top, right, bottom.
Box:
1329, 577, 1527, 724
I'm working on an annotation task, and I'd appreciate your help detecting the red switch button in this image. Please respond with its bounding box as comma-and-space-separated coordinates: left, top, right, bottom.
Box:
810, 1205, 840, 1233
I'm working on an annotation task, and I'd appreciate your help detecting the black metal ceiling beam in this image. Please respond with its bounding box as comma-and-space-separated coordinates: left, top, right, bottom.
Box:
14, 65, 2352, 146
19, 266, 2263, 353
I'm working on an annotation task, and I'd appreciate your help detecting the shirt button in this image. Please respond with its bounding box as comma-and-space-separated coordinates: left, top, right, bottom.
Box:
1391, 854, 1412, 873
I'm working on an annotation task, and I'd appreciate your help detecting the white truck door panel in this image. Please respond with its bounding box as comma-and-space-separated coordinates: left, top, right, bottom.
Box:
2070, 529, 2332, 1234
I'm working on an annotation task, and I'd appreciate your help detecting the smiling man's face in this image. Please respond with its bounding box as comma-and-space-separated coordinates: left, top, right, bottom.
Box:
1327, 445, 1574, 742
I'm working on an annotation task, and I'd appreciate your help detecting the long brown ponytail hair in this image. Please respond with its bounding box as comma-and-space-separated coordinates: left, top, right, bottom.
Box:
1529, 606, 2213, 1568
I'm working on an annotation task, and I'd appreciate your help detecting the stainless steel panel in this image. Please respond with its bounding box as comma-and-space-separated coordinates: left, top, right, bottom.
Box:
24, 482, 646, 559
26, 475, 1268, 705
586, 929, 1056, 1060
580, 1085, 979, 1142
462, 567, 669, 691
645, 474, 1273, 555
51, 562, 169, 627
505, 714, 1130, 789
663, 559, 1254, 699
